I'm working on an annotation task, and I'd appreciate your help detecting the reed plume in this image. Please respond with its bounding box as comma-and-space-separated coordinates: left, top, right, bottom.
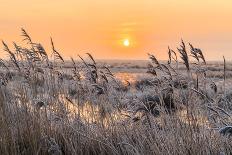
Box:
2, 41, 20, 71
177, 40, 190, 71
50, 38, 64, 62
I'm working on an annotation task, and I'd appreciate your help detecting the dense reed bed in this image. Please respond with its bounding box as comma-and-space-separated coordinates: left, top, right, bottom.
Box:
0, 29, 232, 155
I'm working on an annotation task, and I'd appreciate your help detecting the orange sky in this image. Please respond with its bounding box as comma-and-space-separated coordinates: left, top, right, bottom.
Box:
1, 0, 232, 60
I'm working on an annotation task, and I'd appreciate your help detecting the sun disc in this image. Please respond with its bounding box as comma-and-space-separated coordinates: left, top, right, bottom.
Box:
123, 39, 130, 47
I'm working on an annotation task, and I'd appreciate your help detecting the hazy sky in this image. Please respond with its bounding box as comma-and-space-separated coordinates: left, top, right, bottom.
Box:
1, 0, 232, 60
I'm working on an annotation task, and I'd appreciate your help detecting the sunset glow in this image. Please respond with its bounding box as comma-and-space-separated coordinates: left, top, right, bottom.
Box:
123, 39, 130, 47
1, 1, 232, 153
0, 1, 232, 60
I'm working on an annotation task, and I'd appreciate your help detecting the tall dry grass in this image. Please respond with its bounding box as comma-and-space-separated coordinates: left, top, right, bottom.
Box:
0, 29, 231, 155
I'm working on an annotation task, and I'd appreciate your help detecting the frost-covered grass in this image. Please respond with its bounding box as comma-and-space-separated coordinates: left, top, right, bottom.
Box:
0, 29, 232, 155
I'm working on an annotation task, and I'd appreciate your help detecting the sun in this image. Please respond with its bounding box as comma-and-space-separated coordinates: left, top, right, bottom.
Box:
123, 39, 130, 47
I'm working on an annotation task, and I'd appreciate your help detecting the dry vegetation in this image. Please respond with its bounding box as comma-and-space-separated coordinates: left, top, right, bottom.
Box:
0, 29, 232, 155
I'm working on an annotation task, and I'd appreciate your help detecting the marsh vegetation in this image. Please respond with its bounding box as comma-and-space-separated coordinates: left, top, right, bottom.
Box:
0, 29, 232, 154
